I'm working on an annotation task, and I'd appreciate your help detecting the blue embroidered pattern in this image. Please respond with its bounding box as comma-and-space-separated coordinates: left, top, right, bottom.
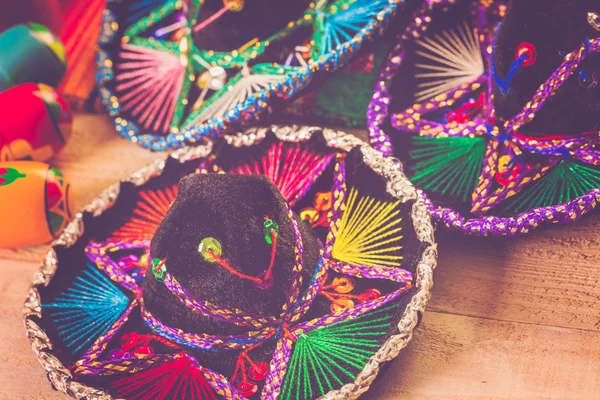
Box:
44, 264, 129, 353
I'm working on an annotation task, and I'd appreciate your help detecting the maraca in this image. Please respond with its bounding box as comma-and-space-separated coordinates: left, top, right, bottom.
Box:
0, 161, 74, 248
0, 83, 72, 161
0, 23, 66, 91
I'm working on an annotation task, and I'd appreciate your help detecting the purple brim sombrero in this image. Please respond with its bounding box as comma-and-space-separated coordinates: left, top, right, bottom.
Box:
25, 125, 435, 400
367, 0, 600, 235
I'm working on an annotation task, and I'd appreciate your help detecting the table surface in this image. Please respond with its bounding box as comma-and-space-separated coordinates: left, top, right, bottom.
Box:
1, 114, 599, 400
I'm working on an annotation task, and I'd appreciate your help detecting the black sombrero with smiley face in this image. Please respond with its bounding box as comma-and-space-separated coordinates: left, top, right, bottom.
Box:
25, 126, 435, 400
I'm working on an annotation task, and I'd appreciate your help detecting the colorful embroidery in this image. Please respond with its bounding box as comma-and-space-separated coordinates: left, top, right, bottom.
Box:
280, 306, 393, 400
393, 33, 600, 222
411, 136, 486, 202
414, 22, 484, 102
368, 0, 600, 235
502, 159, 600, 213
112, 353, 218, 400
300, 191, 333, 228
230, 142, 335, 207
44, 264, 129, 353
331, 188, 403, 268
98, 0, 402, 150
112, 186, 178, 243
115, 44, 187, 133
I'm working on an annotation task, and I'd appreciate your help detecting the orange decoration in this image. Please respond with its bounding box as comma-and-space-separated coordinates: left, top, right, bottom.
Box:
0, 161, 74, 248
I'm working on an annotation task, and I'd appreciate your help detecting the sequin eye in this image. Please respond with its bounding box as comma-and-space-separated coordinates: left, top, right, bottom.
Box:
579, 70, 598, 89
514, 42, 537, 67
151, 258, 167, 282
198, 237, 222, 262
263, 219, 279, 244
588, 12, 600, 31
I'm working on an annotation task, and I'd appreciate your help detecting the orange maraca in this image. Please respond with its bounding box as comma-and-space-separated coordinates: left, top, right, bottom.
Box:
0, 161, 74, 248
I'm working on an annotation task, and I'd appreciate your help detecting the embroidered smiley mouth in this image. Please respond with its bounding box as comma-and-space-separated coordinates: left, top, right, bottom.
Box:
196, 218, 280, 289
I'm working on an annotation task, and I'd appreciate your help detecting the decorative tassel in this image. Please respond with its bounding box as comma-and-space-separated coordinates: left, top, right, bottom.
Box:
331, 188, 403, 268
115, 44, 186, 133
313, 0, 390, 57
280, 306, 393, 400
503, 159, 600, 213
410, 136, 486, 203
112, 353, 217, 400
231, 142, 334, 206
44, 264, 129, 354
112, 186, 178, 243
415, 22, 484, 102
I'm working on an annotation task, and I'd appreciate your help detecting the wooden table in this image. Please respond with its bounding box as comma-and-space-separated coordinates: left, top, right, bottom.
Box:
1, 114, 599, 400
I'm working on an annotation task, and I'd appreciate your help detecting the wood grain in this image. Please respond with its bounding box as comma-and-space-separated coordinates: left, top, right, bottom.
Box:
0, 114, 599, 399
430, 223, 600, 332
368, 312, 600, 400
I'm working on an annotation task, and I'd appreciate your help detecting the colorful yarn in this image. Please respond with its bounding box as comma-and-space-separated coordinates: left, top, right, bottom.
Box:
280, 306, 393, 400
503, 159, 600, 213
112, 353, 217, 400
230, 142, 335, 207
44, 264, 129, 353
411, 136, 486, 202
414, 21, 484, 102
115, 43, 188, 133
112, 186, 177, 243
331, 187, 403, 268
313, 0, 391, 56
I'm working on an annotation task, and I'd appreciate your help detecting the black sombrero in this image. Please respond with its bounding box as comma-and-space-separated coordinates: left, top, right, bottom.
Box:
25, 126, 435, 400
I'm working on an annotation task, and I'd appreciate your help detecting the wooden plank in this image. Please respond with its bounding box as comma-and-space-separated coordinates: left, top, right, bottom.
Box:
368, 311, 600, 400
429, 220, 600, 332
0, 114, 161, 263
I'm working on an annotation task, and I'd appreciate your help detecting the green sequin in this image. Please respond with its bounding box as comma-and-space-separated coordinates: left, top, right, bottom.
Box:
198, 237, 222, 261
263, 219, 279, 244
151, 258, 167, 282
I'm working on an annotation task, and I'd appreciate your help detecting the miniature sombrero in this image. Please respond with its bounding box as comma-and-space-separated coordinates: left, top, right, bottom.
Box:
25, 126, 436, 399
368, 0, 600, 235
96, 0, 404, 151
